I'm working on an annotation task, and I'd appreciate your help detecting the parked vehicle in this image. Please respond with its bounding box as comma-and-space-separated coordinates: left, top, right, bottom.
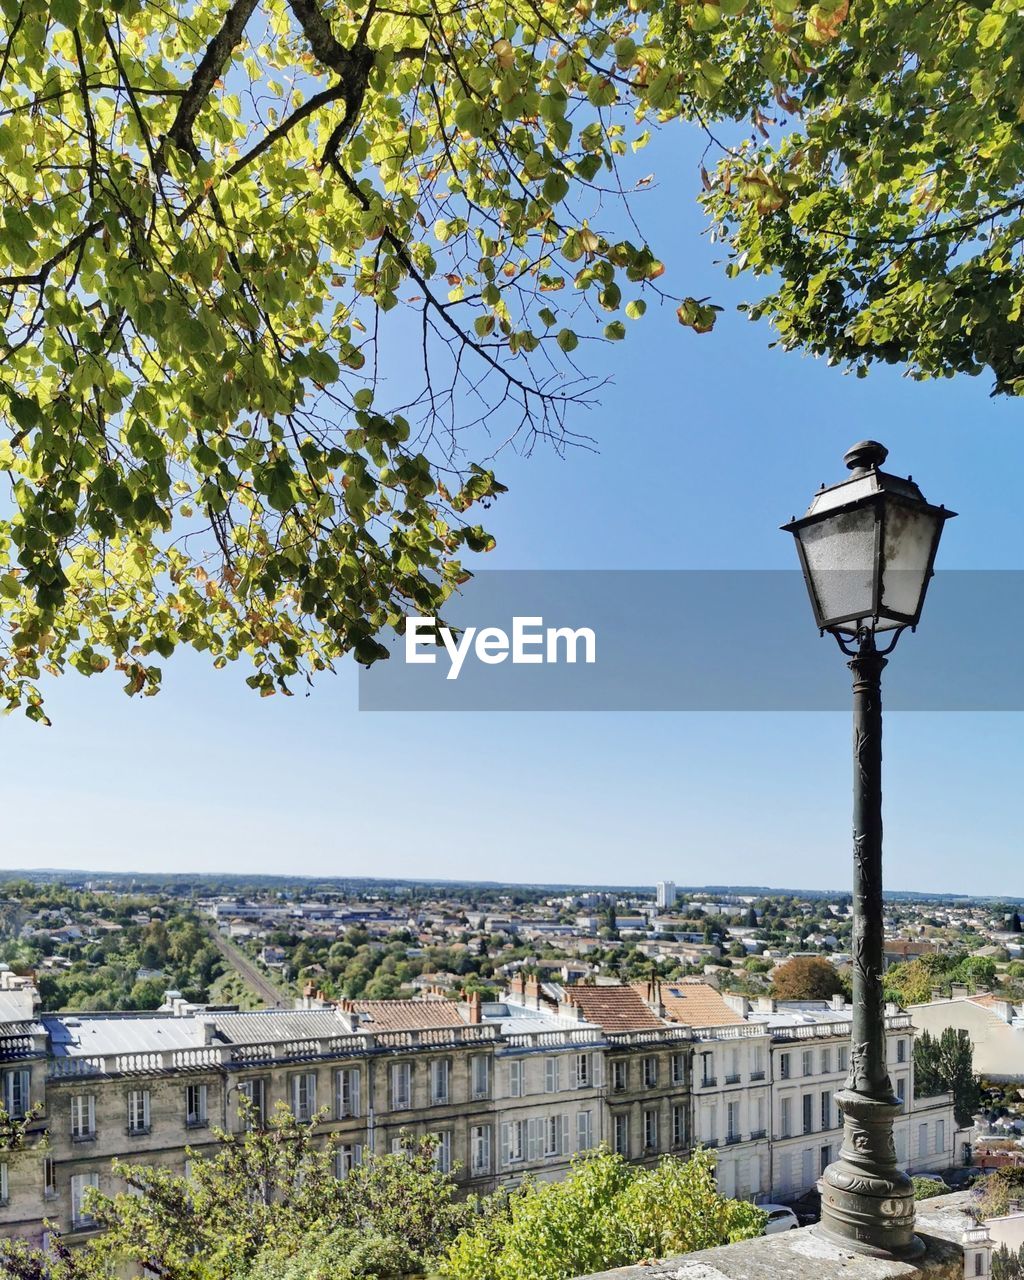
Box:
760, 1204, 800, 1234
785, 1188, 822, 1226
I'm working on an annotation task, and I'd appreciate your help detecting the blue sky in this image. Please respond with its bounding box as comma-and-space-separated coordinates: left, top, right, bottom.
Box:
3, 125, 1022, 896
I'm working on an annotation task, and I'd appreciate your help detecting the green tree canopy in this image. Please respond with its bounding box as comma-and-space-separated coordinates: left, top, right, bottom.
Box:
0, 0, 685, 718
690, 0, 1024, 395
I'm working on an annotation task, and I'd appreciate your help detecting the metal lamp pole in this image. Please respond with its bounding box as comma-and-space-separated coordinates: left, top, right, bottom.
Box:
816, 630, 921, 1257
782, 441, 956, 1258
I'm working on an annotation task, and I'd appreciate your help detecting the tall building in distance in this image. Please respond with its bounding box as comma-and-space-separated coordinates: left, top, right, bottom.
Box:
656, 880, 677, 911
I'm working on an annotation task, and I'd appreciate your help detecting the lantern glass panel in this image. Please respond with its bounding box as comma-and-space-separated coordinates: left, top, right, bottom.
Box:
797, 506, 877, 627
880, 501, 944, 623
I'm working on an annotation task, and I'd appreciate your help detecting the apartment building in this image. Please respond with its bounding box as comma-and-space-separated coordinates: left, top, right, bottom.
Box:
728, 995, 957, 1200
657, 982, 772, 1200
563, 982, 693, 1166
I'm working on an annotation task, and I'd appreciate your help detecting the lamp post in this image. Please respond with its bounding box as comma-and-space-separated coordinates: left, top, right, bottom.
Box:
782, 441, 955, 1258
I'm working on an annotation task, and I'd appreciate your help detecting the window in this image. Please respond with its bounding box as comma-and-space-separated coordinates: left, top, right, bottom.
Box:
613, 1112, 630, 1156
545, 1057, 560, 1094
612, 1060, 627, 1093
671, 1053, 685, 1086
937, 1119, 946, 1154
837, 1045, 849, 1073
43, 1155, 56, 1199
508, 1059, 523, 1099
471, 1125, 492, 1175
433, 1130, 452, 1174
391, 1062, 412, 1110
820, 1048, 831, 1074
577, 1109, 593, 1152
0, 1162, 7, 1206
918, 1122, 929, 1158
471, 1055, 490, 1100
239, 1078, 266, 1128
802, 1093, 813, 1136
753, 1095, 766, 1138
2, 1069, 30, 1120
335, 1144, 362, 1179
701, 1051, 715, 1087
291, 1072, 317, 1122
780, 1096, 792, 1139
336, 1068, 360, 1119
821, 1090, 832, 1130
897, 1039, 907, 1063
71, 1172, 99, 1227
672, 1104, 686, 1148
802, 1050, 814, 1077
751, 1045, 765, 1080
644, 1108, 659, 1151
706, 1104, 717, 1145
430, 1058, 450, 1106
574, 1053, 590, 1089
185, 1083, 208, 1128
545, 1114, 567, 1157
820, 1144, 832, 1174
503, 1119, 525, 1165
643, 1057, 658, 1088
71, 1094, 95, 1141
780, 1052, 791, 1080
976, 1252, 984, 1277
725, 1048, 740, 1084
895, 1128, 907, 1162
726, 1100, 739, 1143
896, 1076, 907, 1105
127, 1089, 150, 1135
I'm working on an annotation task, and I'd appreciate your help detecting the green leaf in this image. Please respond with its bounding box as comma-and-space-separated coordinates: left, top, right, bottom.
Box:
557, 328, 579, 352
603, 321, 626, 340
977, 12, 1006, 46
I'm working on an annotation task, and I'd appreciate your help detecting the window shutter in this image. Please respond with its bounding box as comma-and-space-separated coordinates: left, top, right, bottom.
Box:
592, 1053, 602, 1088
88, 1095, 95, 1134
352, 1068, 360, 1117
560, 1113, 570, 1155
143, 1091, 151, 1128
501, 1122, 510, 1167
527, 1118, 539, 1162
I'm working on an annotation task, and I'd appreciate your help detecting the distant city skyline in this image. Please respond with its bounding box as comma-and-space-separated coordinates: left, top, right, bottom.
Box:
1, 122, 1021, 898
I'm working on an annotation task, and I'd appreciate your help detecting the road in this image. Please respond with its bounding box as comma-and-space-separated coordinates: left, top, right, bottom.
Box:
205, 924, 290, 1008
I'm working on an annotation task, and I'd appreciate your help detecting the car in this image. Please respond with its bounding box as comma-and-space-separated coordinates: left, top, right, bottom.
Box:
760, 1204, 800, 1234
785, 1188, 822, 1226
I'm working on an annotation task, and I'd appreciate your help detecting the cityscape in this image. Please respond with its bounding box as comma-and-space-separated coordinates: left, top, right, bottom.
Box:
3, 870, 1024, 1268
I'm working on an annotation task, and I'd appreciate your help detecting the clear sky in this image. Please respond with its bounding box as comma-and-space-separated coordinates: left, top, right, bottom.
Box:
3, 124, 1022, 896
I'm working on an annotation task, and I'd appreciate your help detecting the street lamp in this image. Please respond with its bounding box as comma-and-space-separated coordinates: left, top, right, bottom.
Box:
782, 441, 955, 1259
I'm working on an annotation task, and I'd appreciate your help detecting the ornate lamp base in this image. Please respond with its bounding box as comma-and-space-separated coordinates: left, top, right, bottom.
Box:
814, 1091, 924, 1259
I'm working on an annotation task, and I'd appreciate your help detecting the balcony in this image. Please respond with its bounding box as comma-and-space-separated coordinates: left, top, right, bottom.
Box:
749, 1128, 766, 1139
701, 1076, 717, 1088
724, 1133, 741, 1146
750, 1070, 766, 1081
724, 1074, 741, 1084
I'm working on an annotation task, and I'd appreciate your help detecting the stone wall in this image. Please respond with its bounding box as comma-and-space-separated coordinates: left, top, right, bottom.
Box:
577, 1194, 975, 1280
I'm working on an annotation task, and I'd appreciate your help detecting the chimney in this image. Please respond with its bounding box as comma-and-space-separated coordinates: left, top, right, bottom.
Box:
509, 974, 525, 998
525, 976, 541, 1010
723, 993, 750, 1017
196, 1015, 217, 1046
756, 996, 776, 1013
951, 984, 969, 998
464, 990, 482, 1024
831, 994, 846, 1012
931, 987, 943, 1002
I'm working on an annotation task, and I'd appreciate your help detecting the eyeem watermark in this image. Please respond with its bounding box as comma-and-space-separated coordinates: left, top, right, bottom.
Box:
405, 615, 597, 681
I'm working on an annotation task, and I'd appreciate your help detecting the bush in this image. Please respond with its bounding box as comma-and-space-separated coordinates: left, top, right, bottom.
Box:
441, 1148, 766, 1280
248, 1228, 420, 1280
911, 1177, 945, 1201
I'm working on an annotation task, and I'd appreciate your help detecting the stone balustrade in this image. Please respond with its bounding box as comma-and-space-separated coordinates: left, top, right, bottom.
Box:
576, 1194, 975, 1280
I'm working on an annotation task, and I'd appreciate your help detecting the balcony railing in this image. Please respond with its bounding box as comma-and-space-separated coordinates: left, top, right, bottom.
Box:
724, 1073, 741, 1084
750, 1070, 765, 1081
725, 1133, 741, 1145
701, 1076, 717, 1088
749, 1128, 767, 1139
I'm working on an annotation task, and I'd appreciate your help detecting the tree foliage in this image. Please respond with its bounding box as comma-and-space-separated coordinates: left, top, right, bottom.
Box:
770, 955, 843, 1001
441, 1147, 766, 1280
0, 0, 693, 717
913, 1027, 981, 1127
688, 0, 1024, 395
